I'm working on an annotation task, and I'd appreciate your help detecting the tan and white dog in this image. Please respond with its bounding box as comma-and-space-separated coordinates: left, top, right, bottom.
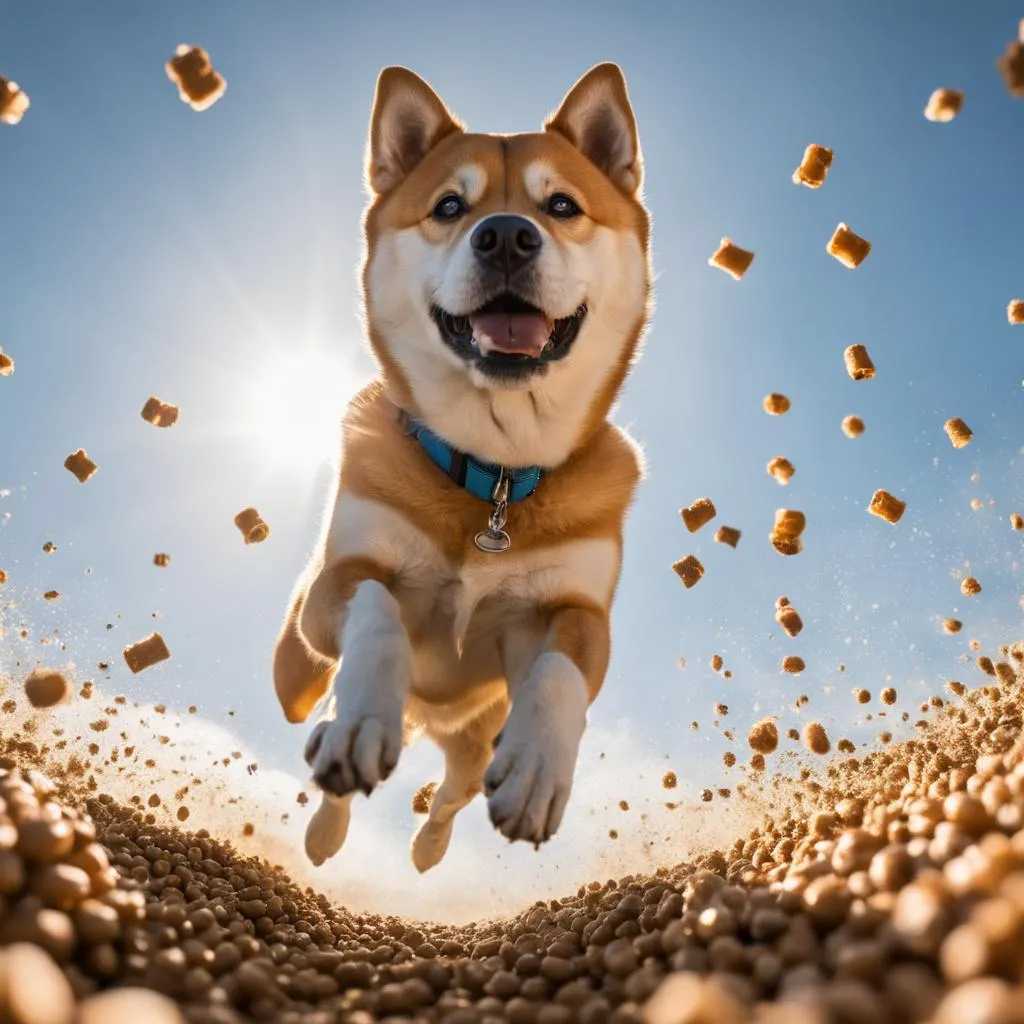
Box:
272, 62, 652, 872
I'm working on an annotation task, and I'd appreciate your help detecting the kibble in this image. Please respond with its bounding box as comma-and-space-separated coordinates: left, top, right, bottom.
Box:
792, 143, 833, 189
827, 223, 872, 269
924, 88, 964, 122
767, 456, 795, 486
842, 415, 865, 437
672, 555, 704, 588
943, 418, 973, 448
165, 45, 226, 111
234, 507, 270, 545
680, 497, 716, 533
708, 237, 755, 280
714, 525, 741, 548
869, 489, 906, 524
64, 449, 98, 484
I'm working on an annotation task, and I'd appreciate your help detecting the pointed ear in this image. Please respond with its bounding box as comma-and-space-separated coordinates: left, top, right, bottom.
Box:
366, 67, 463, 195
545, 63, 642, 194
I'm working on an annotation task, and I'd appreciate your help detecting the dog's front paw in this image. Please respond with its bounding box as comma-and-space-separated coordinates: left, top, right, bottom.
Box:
304, 793, 351, 867
304, 707, 402, 798
483, 655, 588, 847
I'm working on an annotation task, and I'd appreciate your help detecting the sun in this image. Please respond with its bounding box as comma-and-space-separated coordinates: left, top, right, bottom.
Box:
231, 348, 369, 471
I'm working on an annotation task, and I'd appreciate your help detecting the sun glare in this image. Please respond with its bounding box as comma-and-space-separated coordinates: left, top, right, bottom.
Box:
233, 349, 366, 470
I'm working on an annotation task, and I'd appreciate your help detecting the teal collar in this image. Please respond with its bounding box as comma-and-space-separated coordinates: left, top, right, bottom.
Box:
397, 409, 544, 506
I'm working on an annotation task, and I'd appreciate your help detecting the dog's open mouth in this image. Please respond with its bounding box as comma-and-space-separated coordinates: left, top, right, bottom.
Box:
432, 294, 587, 381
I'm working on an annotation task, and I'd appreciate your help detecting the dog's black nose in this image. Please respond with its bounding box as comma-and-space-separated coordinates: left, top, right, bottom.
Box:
470, 215, 542, 274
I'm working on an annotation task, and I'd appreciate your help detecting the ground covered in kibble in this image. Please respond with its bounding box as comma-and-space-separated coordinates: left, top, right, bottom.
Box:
0, 646, 1023, 1023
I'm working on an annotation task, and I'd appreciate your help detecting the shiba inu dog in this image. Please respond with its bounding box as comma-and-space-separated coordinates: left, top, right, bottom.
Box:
273, 61, 652, 872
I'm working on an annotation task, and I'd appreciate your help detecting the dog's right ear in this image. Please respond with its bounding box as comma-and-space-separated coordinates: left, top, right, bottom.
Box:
366, 67, 463, 195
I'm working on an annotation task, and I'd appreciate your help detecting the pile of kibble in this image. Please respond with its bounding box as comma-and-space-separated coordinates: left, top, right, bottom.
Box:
1, 645, 1024, 1024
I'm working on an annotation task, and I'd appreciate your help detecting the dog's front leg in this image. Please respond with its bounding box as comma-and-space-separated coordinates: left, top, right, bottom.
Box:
301, 567, 411, 799
485, 600, 610, 847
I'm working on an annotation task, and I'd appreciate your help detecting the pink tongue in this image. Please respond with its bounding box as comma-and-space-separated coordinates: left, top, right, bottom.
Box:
470, 312, 550, 357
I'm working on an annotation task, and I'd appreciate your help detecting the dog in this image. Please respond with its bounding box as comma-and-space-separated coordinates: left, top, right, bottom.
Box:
272, 61, 652, 872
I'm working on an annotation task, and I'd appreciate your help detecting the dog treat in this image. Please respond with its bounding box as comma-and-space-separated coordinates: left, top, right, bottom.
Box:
43, 590, 59, 601
235, 507, 270, 544
64, 448, 98, 483
770, 508, 805, 556
42, 541, 56, 553
708, 237, 755, 280
672, 554, 704, 588
0, 569, 6, 583
23, 669, 71, 709
943, 618, 962, 634
1008, 299, 1024, 325
776, 600, 804, 638
1011, 513, 1024, 531
123, 632, 171, 674
748, 718, 779, 754
869, 489, 906, 524
711, 654, 723, 672
827, 223, 872, 269
0, 75, 30, 125
714, 525, 741, 548
924, 88, 964, 122
961, 576, 982, 596
412, 782, 437, 815
767, 456, 795, 485
841, 415, 865, 437
662, 770, 678, 789
996, 28, 1024, 97
881, 687, 898, 706
792, 144, 833, 189
803, 722, 831, 755
153, 553, 171, 567
782, 655, 805, 674
0, 348, 12, 376
844, 344, 876, 381
680, 497, 716, 533
943, 417, 973, 448
854, 688, 871, 704
165, 44, 226, 111
141, 396, 180, 428
763, 393, 790, 415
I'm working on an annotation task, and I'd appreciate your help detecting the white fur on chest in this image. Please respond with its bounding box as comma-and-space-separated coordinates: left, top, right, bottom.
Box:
327, 493, 618, 697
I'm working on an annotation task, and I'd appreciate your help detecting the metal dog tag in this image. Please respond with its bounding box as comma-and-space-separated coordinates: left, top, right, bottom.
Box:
475, 469, 512, 554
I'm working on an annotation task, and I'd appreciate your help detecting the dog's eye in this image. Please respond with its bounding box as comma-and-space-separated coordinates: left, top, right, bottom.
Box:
433, 194, 467, 221
546, 193, 582, 219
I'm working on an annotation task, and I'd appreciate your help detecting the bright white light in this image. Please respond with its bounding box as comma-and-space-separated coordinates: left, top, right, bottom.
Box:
233, 349, 365, 470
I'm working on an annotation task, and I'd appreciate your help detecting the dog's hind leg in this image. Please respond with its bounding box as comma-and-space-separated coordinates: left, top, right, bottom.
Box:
273, 591, 336, 724
411, 698, 507, 873
303, 721, 355, 865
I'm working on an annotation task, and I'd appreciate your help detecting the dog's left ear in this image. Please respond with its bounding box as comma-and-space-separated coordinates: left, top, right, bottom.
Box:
366, 67, 463, 195
545, 63, 642, 194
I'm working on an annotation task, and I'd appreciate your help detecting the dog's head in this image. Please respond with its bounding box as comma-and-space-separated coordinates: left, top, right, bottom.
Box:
361, 63, 651, 466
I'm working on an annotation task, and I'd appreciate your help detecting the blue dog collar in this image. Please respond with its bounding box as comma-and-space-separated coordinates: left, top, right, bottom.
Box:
398, 410, 544, 505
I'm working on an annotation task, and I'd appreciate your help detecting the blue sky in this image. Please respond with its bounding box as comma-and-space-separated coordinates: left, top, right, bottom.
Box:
1, 2, 1022, 917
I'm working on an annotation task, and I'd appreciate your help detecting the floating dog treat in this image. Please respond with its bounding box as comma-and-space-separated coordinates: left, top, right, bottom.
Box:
235, 507, 270, 544
869, 489, 906, 524
0, 76, 30, 125
672, 554, 704, 588
708, 238, 755, 280
711, 654, 723, 672
680, 497, 716, 533
841, 415, 865, 437
776, 601, 803, 638
412, 782, 437, 814
854, 688, 871, 704
961, 576, 982, 596
943, 418, 973, 448
763, 393, 790, 415
782, 656, 805, 674
880, 687, 897, 706
165, 45, 226, 111
141, 396, 180, 428
767, 456, 795, 485
662, 770, 678, 789
153, 553, 171, 567
924, 88, 964, 122
0, 348, 13, 376
42, 541, 56, 553
844, 344, 876, 381
123, 632, 171, 674
1009, 300, 1024, 325
714, 525, 741, 548
64, 448, 98, 483
803, 722, 830, 755
943, 619, 962, 634
1011, 513, 1024, 531
43, 590, 59, 601
23, 669, 71, 709
792, 144, 833, 189
827, 223, 872, 269
770, 508, 805, 556
996, 28, 1024, 98
748, 718, 778, 754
